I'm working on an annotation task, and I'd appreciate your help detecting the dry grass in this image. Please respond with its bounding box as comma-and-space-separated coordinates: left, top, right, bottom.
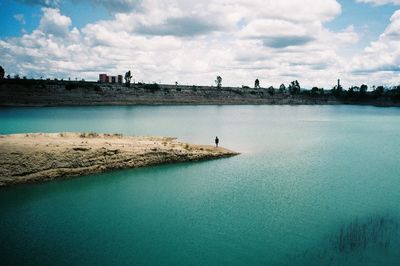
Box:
79, 132, 99, 138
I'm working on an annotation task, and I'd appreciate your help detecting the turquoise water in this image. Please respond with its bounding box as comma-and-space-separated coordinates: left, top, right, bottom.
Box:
1, 105, 400, 265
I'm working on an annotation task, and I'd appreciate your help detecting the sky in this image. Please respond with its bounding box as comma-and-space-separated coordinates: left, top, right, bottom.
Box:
0, 0, 400, 88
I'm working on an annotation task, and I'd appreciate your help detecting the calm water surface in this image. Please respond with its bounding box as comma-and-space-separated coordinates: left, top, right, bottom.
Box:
0, 105, 399, 265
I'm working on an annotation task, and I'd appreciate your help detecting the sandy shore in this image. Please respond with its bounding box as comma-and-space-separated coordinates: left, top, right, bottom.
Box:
0, 132, 238, 187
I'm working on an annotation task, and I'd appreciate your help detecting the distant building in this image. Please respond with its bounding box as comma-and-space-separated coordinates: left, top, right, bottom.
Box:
99, 74, 108, 83
99, 73, 123, 84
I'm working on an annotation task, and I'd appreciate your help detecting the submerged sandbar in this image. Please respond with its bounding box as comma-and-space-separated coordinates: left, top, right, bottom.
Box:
0, 132, 238, 187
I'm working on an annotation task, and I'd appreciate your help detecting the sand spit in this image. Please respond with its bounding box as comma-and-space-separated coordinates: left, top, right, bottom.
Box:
0, 133, 238, 187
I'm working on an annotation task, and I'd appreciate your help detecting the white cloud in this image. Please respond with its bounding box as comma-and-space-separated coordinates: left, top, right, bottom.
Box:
38, 8, 72, 37
0, 1, 372, 88
356, 0, 400, 5
350, 10, 400, 86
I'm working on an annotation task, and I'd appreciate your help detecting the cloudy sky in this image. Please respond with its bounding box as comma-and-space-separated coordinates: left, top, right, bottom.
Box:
1, 0, 400, 88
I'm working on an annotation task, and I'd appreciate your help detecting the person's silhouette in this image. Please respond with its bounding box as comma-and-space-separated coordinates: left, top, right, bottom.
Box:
215, 136, 219, 147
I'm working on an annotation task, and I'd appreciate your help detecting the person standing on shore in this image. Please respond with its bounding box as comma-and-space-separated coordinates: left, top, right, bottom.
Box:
215, 136, 219, 148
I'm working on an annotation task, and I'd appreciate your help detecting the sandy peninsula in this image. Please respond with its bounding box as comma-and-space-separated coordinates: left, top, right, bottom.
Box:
0, 132, 238, 187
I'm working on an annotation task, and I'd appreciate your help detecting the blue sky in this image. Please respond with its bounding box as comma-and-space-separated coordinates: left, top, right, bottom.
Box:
0, 0, 112, 38
328, 0, 397, 46
1, 0, 399, 88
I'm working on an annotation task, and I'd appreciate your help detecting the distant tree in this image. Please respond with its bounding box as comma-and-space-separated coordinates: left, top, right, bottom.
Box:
331, 83, 343, 96
279, 84, 286, 93
374, 85, 385, 96
14, 74, 20, 79
311, 87, 319, 95
146, 83, 160, 92
175, 81, 178, 86
6, 74, 11, 79
289, 80, 300, 95
254, 79, 260, 89
215, 76, 222, 89
125, 70, 132, 87
360, 84, 368, 95
267, 86, 274, 96
347, 86, 355, 97
0, 65, 4, 79
387, 85, 400, 101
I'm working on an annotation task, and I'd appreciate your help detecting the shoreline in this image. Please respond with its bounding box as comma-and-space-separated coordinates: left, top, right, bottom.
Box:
0, 133, 239, 187
1, 102, 399, 108
1, 80, 399, 107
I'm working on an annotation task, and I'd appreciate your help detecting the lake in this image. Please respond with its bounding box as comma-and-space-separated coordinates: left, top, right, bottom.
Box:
0, 105, 399, 265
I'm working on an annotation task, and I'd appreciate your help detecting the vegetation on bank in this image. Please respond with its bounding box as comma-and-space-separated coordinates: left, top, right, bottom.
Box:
1, 65, 400, 103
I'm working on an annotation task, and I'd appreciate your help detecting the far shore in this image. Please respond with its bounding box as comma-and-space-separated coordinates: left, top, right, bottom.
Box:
1, 79, 400, 107
0, 132, 238, 187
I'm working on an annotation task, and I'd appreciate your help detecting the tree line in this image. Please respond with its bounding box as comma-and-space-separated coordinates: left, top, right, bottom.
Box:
1, 65, 399, 100
213, 75, 400, 100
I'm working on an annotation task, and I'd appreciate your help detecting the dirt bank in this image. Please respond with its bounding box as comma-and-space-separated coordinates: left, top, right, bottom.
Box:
0, 132, 238, 187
